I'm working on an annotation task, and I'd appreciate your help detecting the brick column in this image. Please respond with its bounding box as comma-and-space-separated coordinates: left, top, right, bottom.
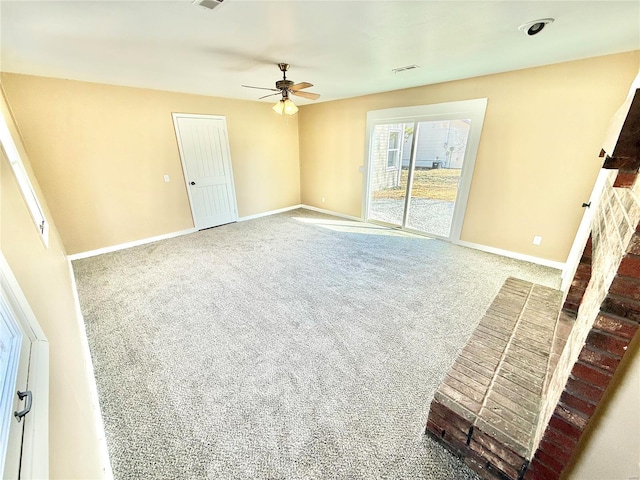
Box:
526, 227, 640, 479
562, 236, 592, 314
526, 88, 640, 480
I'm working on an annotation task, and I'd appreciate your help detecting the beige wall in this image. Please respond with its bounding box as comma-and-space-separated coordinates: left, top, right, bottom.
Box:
1, 74, 300, 255
5, 53, 638, 262
298, 51, 640, 262
0, 86, 106, 477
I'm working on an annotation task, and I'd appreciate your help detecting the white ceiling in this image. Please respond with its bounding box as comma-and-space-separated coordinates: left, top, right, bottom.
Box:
1, 1, 639, 105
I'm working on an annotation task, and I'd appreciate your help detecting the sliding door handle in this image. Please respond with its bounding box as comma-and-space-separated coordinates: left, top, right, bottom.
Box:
14, 390, 32, 422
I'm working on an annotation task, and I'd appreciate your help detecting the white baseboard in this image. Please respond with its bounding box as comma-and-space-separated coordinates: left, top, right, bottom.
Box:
237, 205, 302, 222
67, 260, 114, 479
67, 228, 198, 260
299, 206, 562, 271
66, 210, 563, 275
455, 240, 565, 271
300, 204, 363, 222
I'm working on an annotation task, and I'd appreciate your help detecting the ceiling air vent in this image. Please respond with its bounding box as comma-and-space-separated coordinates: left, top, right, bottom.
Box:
392, 65, 420, 74
193, 0, 224, 10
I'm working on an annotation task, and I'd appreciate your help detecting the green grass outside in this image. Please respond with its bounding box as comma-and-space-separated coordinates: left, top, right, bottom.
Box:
373, 168, 460, 201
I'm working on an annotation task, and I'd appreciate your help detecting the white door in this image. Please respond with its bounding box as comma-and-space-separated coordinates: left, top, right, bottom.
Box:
0, 290, 31, 479
173, 114, 238, 230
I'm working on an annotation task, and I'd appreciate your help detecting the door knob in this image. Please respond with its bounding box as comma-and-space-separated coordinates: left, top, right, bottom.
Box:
190, 181, 196, 185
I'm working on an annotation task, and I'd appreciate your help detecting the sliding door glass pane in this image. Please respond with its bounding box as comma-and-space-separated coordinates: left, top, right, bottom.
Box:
405, 119, 471, 237
368, 124, 413, 226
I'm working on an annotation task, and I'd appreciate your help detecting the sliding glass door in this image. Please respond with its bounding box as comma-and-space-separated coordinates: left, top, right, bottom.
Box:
365, 100, 487, 241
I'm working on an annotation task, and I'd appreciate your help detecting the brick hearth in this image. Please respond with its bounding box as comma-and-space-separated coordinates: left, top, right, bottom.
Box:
426, 278, 565, 479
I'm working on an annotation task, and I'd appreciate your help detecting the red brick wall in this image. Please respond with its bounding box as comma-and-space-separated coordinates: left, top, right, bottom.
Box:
527, 233, 640, 479
531, 168, 635, 459
526, 89, 640, 479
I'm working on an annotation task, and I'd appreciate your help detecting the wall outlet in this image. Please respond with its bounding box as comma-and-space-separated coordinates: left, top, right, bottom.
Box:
533, 235, 542, 246
163, 174, 170, 182
322, 196, 326, 203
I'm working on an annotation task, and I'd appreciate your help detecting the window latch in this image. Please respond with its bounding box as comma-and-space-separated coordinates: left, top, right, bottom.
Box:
14, 390, 33, 422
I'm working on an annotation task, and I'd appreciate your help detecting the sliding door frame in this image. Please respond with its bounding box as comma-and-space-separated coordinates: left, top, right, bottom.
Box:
363, 98, 488, 241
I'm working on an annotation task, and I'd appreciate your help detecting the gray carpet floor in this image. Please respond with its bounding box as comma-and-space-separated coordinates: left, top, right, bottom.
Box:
73, 209, 561, 479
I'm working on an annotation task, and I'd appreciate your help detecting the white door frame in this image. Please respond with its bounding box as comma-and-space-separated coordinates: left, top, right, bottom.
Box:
363, 99, 488, 242
0, 252, 49, 480
172, 113, 238, 229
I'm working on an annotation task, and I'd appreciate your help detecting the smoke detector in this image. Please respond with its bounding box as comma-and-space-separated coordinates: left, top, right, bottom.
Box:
518, 18, 554, 36
193, 0, 224, 10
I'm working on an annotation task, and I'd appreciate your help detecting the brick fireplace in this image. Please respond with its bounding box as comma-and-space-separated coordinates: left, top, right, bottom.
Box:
525, 84, 640, 480
427, 84, 640, 480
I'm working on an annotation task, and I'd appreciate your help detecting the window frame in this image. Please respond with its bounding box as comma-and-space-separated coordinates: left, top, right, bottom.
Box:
0, 106, 49, 248
386, 129, 402, 170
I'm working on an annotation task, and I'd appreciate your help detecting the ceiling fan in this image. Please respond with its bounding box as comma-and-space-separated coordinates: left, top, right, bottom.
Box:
242, 63, 320, 115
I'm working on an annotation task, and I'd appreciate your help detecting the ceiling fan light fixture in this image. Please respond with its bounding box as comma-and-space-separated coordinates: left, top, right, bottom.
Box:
272, 100, 285, 115
273, 98, 298, 115
245, 63, 318, 113
283, 98, 298, 115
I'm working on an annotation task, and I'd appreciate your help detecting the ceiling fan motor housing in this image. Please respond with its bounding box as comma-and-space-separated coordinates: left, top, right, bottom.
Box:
276, 79, 294, 90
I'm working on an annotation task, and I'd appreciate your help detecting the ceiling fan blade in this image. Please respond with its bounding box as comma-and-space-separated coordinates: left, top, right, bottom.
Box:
291, 90, 320, 100
258, 92, 282, 100
242, 85, 279, 92
290, 82, 313, 91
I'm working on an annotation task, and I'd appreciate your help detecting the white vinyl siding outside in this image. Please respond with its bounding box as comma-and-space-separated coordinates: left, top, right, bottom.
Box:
370, 125, 405, 191
401, 119, 471, 169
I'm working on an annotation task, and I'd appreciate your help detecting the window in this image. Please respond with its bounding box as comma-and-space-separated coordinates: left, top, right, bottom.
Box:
0, 109, 49, 247
387, 129, 401, 168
